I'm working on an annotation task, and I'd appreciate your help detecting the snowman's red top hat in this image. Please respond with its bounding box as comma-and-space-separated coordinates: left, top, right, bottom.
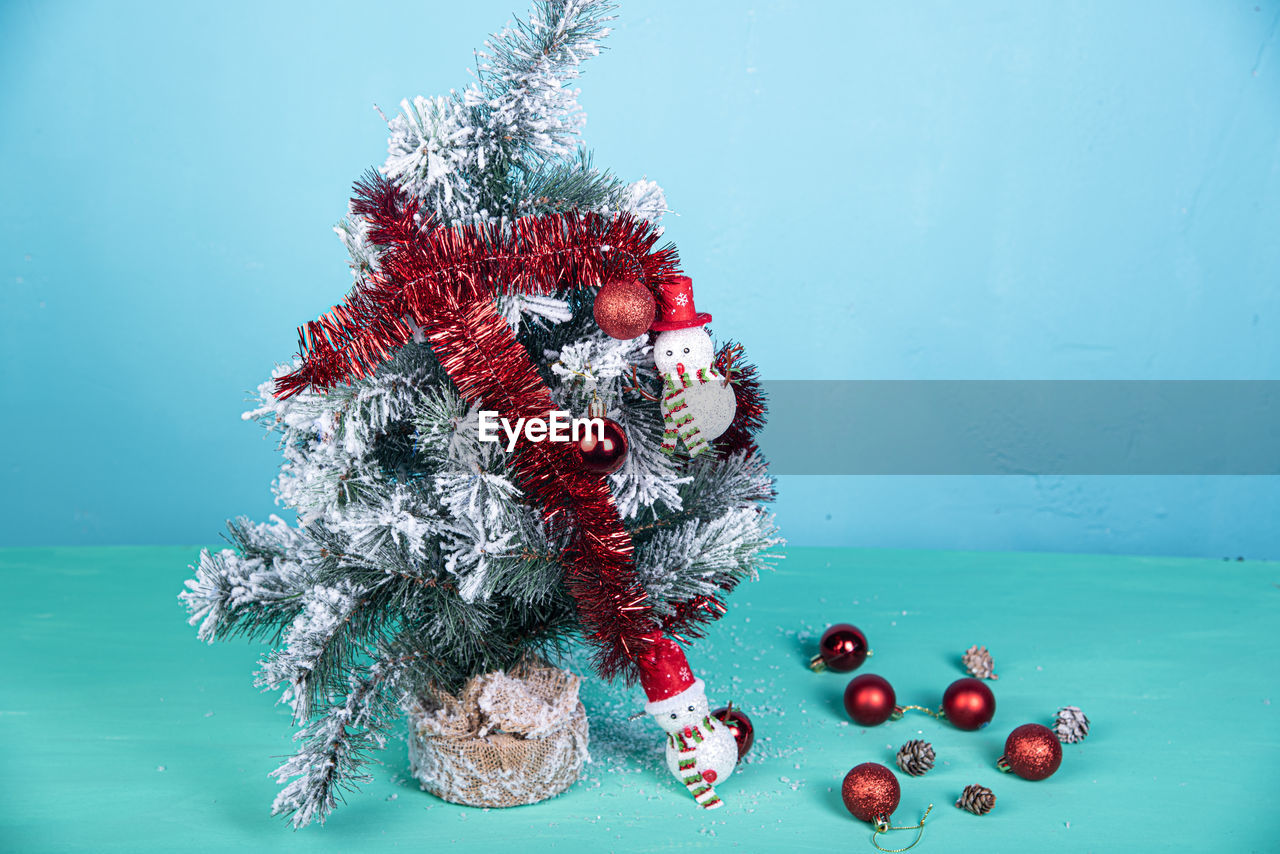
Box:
639, 635, 705, 716
650, 275, 712, 332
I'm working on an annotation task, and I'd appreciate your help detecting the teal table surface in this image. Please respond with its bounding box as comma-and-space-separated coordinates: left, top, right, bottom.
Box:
2, 546, 1277, 853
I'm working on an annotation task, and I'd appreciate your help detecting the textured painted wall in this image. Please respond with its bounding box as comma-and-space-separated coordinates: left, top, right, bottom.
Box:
2, 1, 1277, 555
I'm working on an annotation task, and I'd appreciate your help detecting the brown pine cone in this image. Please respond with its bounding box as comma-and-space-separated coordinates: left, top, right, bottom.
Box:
895, 739, 935, 776
956, 784, 996, 815
962, 645, 998, 680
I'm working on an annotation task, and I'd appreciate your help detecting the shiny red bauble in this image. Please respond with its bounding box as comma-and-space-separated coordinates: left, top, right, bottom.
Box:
576, 417, 629, 475
941, 677, 996, 730
711, 705, 754, 760
842, 763, 901, 824
811, 623, 870, 673
593, 279, 656, 340
998, 723, 1063, 780
843, 673, 898, 726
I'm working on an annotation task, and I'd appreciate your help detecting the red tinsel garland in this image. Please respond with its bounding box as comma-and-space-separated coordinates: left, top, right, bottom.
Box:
275, 175, 682, 681
713, 341, 768, 461
275, 174, 680, 398
646, 342, 769, 640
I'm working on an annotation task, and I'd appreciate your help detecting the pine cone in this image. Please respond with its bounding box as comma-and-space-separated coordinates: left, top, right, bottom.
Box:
1054, 705, 1090, 743
956, 784, 996, 815
962, 645, 998, 679
895, 739, 935, 776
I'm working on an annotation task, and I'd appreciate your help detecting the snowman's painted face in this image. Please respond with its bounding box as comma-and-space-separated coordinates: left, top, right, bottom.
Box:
653, 693, 711, 734
653, 327, 715, 376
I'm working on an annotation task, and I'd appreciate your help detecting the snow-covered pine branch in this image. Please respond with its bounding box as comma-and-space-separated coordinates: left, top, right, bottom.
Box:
270, 662, 398, 828
383, 0, 615, 223
180, 517, 306, 642
679, 450, 776, 516
633, 507, 781, 617
256, 579, 374, 723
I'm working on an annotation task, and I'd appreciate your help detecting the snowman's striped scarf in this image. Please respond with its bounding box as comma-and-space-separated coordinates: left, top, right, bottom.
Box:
661, 371, 711, 457
667, 716, 722, 809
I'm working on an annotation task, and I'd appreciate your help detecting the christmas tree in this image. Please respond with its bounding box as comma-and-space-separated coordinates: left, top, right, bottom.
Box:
181, 0, 777, 826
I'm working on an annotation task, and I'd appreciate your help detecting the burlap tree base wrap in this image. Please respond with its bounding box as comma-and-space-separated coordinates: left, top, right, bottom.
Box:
405, 659, 590, 808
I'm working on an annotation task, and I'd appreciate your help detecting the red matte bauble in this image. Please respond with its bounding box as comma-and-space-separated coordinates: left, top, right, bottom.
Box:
843, 674, 898, 726
711, 706, 754, 760
999, 724, 1063, 781
941, 678, 996, 731
593, 279, 656, 340
815, 623, 870, 672
576, 418, 629, 475
842, 763, 901, 824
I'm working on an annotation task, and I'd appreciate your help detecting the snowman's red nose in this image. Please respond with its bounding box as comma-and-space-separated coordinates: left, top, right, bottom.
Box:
683, 726, 693, 738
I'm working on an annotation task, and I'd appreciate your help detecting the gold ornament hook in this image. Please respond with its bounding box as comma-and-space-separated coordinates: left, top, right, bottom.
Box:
588, 390, 606, 420
872, 803, 933, 853
889, 704, 941, 722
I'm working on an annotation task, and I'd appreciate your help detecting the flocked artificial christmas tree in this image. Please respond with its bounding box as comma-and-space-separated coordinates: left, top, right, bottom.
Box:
180, 0, 777, 825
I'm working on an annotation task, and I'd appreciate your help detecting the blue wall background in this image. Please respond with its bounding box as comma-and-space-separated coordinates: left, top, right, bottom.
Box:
2, 0, 1277, 556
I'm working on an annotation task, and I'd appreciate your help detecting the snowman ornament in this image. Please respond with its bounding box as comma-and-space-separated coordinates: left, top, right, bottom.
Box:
650, 277, 736, 458
639, 637, 739, 809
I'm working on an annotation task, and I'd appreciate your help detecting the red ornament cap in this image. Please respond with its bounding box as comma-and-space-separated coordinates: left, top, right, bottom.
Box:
650, 275, 712, 331
638, 635, 703, 714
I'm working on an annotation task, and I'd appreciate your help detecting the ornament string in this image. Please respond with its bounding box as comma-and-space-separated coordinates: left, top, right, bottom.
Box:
872, 803, 933, 853
891, 705, 941, 720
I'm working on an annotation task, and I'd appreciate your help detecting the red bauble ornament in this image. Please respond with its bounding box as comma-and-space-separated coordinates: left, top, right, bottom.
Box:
842, 763, 901, 825
941, 677, 996, 731
711, 705, 754, 760
809, 623, 870, 673
576, 416, 629, 475
998, 724, 1063, 781
593, 279, 656, 340
843, 674, 898, 726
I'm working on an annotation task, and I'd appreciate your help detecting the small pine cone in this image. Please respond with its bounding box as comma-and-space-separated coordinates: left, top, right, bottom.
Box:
1054, 705, 1090, 743
956, 784, 996, 815
895, 739, 936, 776
962, 645, 998, 679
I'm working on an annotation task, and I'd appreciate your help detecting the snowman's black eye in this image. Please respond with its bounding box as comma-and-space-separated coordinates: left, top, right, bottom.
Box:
670, 713, 678, 719
666, 350, 673, 356
683, 348, 690, 354
687, 705, 695, 712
